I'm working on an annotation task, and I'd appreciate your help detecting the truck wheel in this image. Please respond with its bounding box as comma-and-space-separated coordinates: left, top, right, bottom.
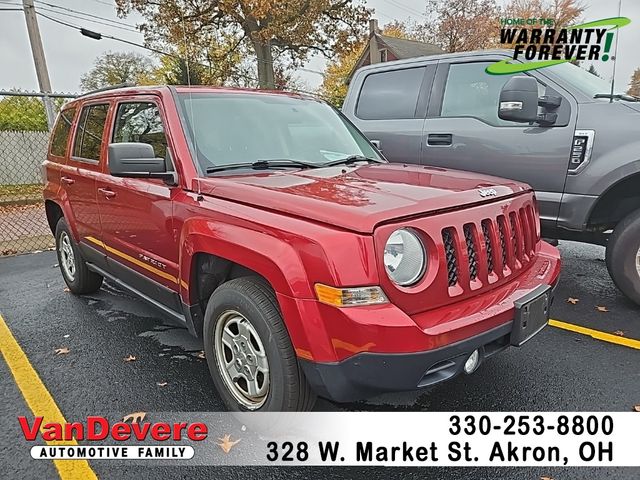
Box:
203, 277, 316, 411
606, 209, 640, 306
55, 218, 103, 294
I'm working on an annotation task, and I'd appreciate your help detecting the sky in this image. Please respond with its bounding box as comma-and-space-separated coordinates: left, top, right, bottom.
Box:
0, 0, 638, 94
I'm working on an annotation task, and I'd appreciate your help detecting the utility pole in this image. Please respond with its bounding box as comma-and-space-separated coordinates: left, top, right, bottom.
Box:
22, 0, 55, 129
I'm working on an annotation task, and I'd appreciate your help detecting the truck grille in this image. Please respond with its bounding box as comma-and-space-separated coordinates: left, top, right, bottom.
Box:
442, 205, 537, 290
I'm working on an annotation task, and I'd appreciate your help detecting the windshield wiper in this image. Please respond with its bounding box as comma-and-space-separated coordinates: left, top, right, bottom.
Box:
206, 159, 320, 174
322, 155, 386, 167
594, 93, 638, 102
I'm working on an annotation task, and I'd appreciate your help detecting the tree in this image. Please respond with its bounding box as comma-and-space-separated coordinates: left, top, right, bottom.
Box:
0, 94, 48, 131
318, 20, 419, 107
80, 51, 154, 92
587, 64, 600, 78
628, 68, 640, 98
415, 0, 502, 53
116, 0, 371, 90
504, 0, 584, 28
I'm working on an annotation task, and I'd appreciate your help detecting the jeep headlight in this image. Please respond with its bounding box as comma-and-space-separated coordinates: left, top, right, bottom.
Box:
383, 228, 426, 286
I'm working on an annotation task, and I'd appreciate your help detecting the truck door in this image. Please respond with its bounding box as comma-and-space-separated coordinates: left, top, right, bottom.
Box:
346, 64, 435, 164
421, 59, 577, 228
95, 99, 182, 312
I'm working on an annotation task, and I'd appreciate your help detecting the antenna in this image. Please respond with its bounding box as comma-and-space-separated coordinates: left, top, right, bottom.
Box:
609, 0, 623, 103
180, 7, 202, 199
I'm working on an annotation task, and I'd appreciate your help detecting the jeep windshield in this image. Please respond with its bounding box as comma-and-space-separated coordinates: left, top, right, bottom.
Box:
176, 92, 382, 174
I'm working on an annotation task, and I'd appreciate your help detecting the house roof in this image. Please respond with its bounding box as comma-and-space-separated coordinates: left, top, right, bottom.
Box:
376, 34, 444, 58
347, 33, 444, 83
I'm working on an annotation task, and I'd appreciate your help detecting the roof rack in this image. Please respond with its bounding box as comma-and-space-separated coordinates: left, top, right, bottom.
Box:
77, 82, 136, 98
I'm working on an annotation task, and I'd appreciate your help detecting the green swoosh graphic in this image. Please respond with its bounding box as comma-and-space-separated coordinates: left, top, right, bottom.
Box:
486, 59, 570, 75
568, 16, 631, 31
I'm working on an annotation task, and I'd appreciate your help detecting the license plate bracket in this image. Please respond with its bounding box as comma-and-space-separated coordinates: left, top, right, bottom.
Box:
511, 284, 552, 346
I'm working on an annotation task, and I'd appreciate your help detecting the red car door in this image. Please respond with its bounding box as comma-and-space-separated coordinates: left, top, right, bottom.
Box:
60, 101, 110, 245
95, 98, 181, 312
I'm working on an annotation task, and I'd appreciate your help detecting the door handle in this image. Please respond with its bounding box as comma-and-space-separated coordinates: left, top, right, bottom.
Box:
61, 176, 75, 185
98, 187, 116, 199
427, 133, 453, 146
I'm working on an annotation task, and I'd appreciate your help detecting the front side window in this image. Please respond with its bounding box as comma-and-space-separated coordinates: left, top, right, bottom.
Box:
176, 93, 380, 172
73, 103, 109, 161
441, 62, 525, 126
356, 67, 425, 120
50, 106, 76, 157
112, 102, 168, 159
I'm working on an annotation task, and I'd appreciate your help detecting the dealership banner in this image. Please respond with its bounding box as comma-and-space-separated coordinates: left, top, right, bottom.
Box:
20, 412, 640, 467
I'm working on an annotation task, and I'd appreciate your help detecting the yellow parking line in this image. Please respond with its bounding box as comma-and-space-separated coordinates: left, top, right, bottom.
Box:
550, 319, 640, 350
0, 313, 98, 480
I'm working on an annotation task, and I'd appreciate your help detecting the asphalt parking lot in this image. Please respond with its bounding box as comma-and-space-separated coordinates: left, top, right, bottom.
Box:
0, 241, 638, 480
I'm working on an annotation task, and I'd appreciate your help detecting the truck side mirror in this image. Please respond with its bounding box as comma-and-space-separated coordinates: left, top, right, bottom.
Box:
108, 143, 176, 184
498, 76, 539, 124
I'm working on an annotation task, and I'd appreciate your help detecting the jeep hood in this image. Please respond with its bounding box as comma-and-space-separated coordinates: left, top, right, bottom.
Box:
195, 164, 531, 233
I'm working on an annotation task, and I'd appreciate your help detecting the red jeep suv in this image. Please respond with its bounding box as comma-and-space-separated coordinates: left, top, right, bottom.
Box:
43, 86, 560, 411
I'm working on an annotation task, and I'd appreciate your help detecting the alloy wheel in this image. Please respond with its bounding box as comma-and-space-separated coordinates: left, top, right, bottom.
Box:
59, 232, 76, 281
214, 310, 270, 409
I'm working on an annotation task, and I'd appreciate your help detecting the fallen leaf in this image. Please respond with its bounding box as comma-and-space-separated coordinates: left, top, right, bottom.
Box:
633, 405, 640, 412
63, 287, 70, 293
196, 351, 205, 359
596, 306, 609, 313
156, 382, 168, 387
124, 355, 137, 362
566, 297, 579, 305
612, 330, 625, 337
54, 347, 70, 355
540, 477, 554, 480
216, 434, 240, 453
123, 412, 146, 423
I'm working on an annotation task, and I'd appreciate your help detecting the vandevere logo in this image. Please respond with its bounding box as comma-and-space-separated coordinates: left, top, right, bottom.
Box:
487, 17, 631, 75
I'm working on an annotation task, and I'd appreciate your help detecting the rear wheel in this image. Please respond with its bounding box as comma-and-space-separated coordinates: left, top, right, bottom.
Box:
606, 209, 640, 306
203, 277, 316, 411
55, 218, 103, 294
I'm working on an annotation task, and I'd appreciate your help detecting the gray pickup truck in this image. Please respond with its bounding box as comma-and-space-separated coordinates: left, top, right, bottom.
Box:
343, 50, 640, 306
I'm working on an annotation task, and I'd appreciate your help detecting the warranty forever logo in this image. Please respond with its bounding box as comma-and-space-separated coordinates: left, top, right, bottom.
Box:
487, 17, 631, 75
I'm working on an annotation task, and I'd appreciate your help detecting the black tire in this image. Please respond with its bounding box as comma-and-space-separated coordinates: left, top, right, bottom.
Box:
605, 209, 640, 306
55, 218, 103, 294
203, 277, 316, 411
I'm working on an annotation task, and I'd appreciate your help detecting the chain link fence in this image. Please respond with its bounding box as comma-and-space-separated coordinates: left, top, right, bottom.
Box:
0, 91, 76, 255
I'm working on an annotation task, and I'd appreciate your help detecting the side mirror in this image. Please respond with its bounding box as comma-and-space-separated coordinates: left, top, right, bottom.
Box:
498, 76, 539, 124
108, 143, 175, 184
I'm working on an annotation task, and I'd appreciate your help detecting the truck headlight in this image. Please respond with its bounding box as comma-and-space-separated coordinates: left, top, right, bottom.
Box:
383, 228, 426, 286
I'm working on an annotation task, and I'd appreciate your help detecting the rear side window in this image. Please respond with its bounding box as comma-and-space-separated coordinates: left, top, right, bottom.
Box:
112, 102, 168, 159
50, 107, 76, 157
356, 67, 425, 120
73, 103, 109, 161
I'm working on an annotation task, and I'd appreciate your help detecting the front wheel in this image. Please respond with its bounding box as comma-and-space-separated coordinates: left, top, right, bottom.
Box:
55, 218, 103, 294
606, 209, 640, 306
203, 277, 316, 411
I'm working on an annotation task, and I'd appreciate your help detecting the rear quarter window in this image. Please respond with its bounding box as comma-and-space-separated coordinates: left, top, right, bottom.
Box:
49, 107, 76, 157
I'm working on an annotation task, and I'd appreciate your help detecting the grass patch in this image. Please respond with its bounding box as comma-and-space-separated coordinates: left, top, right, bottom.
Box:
0, 183, 43, 198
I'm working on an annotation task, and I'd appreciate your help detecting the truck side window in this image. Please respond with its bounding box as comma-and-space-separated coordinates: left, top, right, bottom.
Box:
50, 106, 76, 157
441, 62, 525, 126
356, 67, 425, 120
112, 102, 168, 160
73, 104, 109, 162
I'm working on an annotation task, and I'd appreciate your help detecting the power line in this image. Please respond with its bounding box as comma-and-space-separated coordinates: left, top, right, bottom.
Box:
34, 0, 140, 30
36, 11, 173, 58
35, 5, 140, 33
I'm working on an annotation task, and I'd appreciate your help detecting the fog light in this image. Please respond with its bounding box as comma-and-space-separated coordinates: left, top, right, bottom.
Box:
463, 349, 480, 374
